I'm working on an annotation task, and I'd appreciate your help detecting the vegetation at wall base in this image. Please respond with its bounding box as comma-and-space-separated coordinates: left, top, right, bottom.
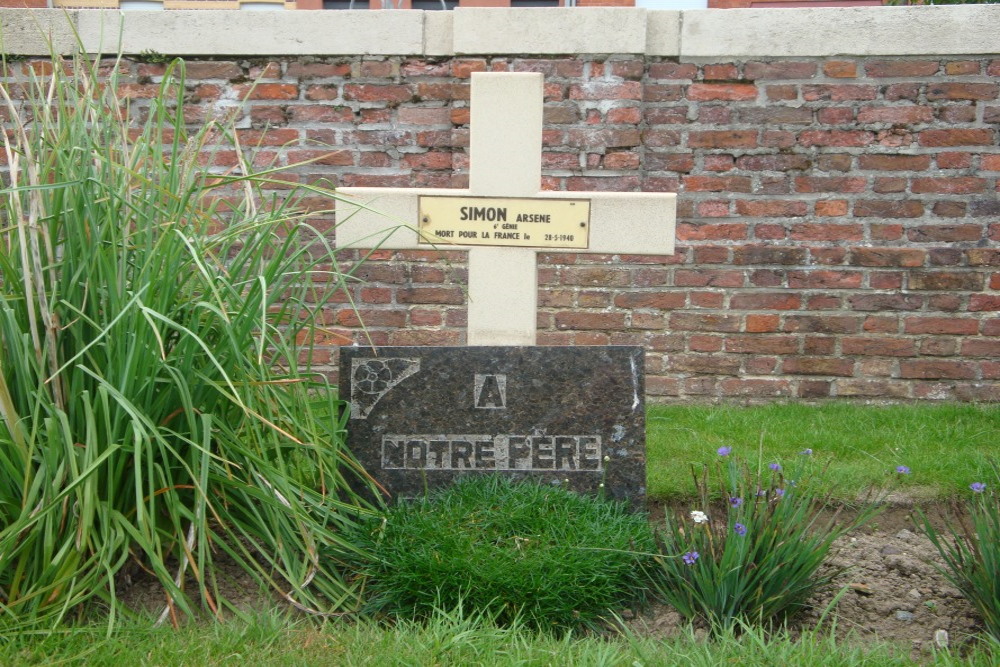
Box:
917, 460, 1000, 644
649, 450, 883, 633
345, 475, 654, 632
0, 53, 377, 629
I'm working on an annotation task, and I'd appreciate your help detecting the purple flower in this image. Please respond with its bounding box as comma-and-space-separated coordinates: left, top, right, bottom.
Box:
733, 523, 747, 537
756, 488, 767, 497
682, 551, 699, 566
970, 482, 987, 493
896, 465, 911, 475
769, 463, 781, 472
717, 446, 732, 457
800, 448, 813, 456
774, 488, 786, 499
729, 496, 743, 508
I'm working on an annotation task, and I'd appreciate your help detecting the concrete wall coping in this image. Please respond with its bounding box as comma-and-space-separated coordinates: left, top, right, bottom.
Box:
1, 7, 999, 58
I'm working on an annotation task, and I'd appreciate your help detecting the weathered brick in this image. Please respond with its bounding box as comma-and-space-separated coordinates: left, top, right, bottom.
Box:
688, 130, 758, 149
849, 294, 923, 312
729, 292, 800, 310
853, 200, 924, 218
907, 225, 983, 243
720, 378, 792, 397
911, 177, 988, 194
970, 294, 1000, 311
787, 270, 861, 289
836, 379, 910, 398
670, 313, 741, 332
803, 85, 877, 101
927, 83, 999, 101
743, 61, 817, 80
908, 272, 984, 291
688, 83, 758, 101
784, 315, 859, 334
904, 317, 979, 335
865, 60, 940, 77
734, 200, 808, 217
858, 154, 932, 171
554, 312, 626, 330
794, 177, 867, 194
962, 339, 1000, 357
899, 360, 976, 380
799, 130, 874, 147
823, 60, 857, 78
677, 222, 748, 241
842, 337, 916, 356
783, 357, 854, 376
857, 105, 934, 124
919, 129, 995, 147
733, 246, 807, 265
648, 62, 698, 80
613, 292, 686, 309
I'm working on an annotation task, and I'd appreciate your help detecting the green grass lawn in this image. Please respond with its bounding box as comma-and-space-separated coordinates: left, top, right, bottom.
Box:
3, 611, 996, 666
647, 403, 1000, 502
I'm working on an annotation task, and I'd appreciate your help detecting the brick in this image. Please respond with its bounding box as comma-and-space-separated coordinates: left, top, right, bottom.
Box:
670, 313, 741, 332
702, 63, 739, 80
783, 357, 854, 376
962, 339, 1000, 357
971, 199, 1000, 217
677, 222, 748, 241
733, 246, 807, 265
858, 154, 932, 171
803, 85, 877, 101
970, 294, 1000, 311
690, 292, 724, 308
798, 130, 874, 147
908, 272, 984, 291
865, 60, 940, 77
688, 83, 758, 101
784, 316, 859, 334
857, 106, 934, 124
928, 249, 965, 266
570, 81, 641, 101
815, 200, 849, 217
735, 200, 808, 217
234, 83, 298, 101
851, 248, 926, 268
837, 379, 910, 398
849, 294, 923, 312
396, 287, 464, 305
286, 62, 351, 79
900, 360, 976, 380
736, 155, 812, 172
648, 62, 698, 79
908, 225, 983, 243
788, 270, 862, 289
927, 83, 999, 101
555, 312, 626, 330
853, 200, 923, 218
816, 154, 854, 172
937, 152, 973, 170
766, 85, 798, 101
724, 334, 798, 355
919, 129, 995, 147
912, 177, 988, 195
794, 177, 867, 194
688, 130, 758, 149
343, 84, 414, 103
738, 107, 814, 126
682, 175, 753, 193
613, 292, 686, 309
842, 337, 916, 356
823, 61, 857, 78
968, 249, 1000, 266
674, 269, 744, 288
730, 292, 800, 310
336, 309, 406, 328
743, 61, 817, 80
745, 314, 780, 333
818, 108, 855, 124
720, 378, 792, 397
904, 317, 979, 335
669, 355, 741, 375
287, 149, 353, 166
689, 335, 724, 353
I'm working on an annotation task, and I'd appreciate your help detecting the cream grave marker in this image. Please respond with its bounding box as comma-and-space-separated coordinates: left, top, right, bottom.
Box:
336, 72, 676, 345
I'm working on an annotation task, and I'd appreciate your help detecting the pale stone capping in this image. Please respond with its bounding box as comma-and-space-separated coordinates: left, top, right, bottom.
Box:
681, 6, 1000, 58
452, 8, 648, 56
0, 6, 998, 58
645, 10, 681, 58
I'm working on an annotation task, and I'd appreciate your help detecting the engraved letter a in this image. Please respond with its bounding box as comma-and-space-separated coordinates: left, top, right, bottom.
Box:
474, 374, 507, 409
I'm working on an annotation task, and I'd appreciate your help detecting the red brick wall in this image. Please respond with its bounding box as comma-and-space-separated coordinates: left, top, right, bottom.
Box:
3, 54, 998, 402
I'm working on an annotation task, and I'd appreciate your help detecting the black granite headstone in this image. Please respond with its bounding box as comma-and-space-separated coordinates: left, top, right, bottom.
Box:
339, 346, 646, 507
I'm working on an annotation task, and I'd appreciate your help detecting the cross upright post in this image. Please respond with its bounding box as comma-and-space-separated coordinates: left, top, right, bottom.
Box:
337, 72, 675, 346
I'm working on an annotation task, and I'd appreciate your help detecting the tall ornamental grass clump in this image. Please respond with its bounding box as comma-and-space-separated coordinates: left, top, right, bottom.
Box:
0, 55, 377, 628
649, 448, 882, 633
918, 461, 1000, 643
346, 475, 655, 632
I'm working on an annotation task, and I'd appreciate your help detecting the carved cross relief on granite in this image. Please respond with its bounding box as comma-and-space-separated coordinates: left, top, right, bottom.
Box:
336, 71, 676, 346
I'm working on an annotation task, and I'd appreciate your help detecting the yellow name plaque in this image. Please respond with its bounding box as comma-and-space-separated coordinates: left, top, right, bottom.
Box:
417, 196, 591, 249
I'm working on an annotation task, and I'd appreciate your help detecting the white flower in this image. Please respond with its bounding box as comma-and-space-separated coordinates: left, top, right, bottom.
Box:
690, 510, 709, 524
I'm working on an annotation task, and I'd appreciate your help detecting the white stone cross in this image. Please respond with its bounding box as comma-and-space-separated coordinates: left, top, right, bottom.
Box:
337, 72, 675, 346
